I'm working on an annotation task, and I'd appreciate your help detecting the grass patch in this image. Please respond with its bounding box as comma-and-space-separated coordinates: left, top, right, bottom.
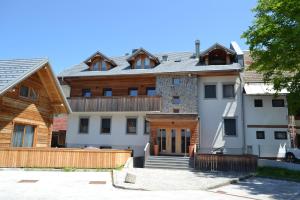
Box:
63, 167, 76, 172
257, 167, 300, 182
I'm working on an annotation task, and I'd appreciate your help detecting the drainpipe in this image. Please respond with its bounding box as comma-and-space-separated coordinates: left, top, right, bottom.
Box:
239, 72, 246, 154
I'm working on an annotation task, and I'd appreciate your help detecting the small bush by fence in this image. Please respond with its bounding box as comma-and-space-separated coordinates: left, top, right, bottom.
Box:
195, 154, 257, 172
0, 148, 132, 169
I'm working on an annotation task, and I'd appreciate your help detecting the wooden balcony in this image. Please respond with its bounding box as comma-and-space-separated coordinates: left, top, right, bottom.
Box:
67, 96, 162, 112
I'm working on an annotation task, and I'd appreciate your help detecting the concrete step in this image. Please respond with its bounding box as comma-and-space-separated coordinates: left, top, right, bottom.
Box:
144, 156, 192, 170
145, 163, 190, 168
145, 159, 190, 164
148, 156, 190, 160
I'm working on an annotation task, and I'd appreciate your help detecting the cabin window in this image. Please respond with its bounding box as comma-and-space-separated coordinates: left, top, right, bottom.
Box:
144, 57, 151, 69
223, 84, 235, 98
127, 118, 137, 134
129, 88, 138, 96
224, 118, 237, 136
144, 119, 150, 134
172, 96, 181, 104
82, 89, 92, 97
172, 78, 181, 86
101, 118, 111, 134
135, 58, 142, 69
254, 99, 263, 107
272, 99, 284, 107
274, 131, 287, 140
256, 131, 265, 139
12, 124, 35, 147
146, 87, 156, 96
101, 61, 107, 71
103, 88, 112, 97
19, 85, 38, 100
92, 61, 100, 71
204, 85, 217, 98
79, 118, 89, 134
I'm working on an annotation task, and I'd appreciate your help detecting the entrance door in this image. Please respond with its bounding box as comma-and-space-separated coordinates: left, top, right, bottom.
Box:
157, 128, 190, 155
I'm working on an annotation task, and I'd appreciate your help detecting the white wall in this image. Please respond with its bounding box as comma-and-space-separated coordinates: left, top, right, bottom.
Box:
66, 112, 150, 156
244, 95, 290, 158
198, 76, 244, 154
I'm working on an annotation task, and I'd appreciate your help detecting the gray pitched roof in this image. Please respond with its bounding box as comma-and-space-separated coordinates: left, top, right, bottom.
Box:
58, 51, 241, 78
0, 58, 48, 94
200, 43, 236, 56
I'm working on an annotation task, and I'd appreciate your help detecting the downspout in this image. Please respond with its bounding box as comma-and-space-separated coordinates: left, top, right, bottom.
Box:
239, 72, 246, 154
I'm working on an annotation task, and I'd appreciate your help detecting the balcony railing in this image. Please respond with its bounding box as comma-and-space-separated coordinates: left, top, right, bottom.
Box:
67, 96, 162, 112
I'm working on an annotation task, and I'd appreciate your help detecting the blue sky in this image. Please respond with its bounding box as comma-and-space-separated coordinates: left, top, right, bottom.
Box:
0, 0, 257, 73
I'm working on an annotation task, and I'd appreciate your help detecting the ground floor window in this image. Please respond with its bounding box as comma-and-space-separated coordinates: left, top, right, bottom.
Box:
256, 131, 265, 139
127, 118, 137, 134
79, 118, 89, 133
12, 124, 35, 147
101, 118, 111, 134
224, 118, 237, 136
274, 131, 287, 140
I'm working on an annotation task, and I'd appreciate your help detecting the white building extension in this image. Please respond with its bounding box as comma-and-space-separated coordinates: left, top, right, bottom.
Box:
198, 75, 244, 154
243, 80, 290, 158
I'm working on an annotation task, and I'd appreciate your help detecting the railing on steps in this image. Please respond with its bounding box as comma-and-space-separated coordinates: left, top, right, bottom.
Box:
144, 142, 150, 167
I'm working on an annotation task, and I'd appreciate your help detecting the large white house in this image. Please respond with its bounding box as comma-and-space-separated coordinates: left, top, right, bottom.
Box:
57, 41, 293, 158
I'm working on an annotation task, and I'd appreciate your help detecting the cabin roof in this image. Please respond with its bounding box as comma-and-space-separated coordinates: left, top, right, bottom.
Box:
0, 58, 71, 113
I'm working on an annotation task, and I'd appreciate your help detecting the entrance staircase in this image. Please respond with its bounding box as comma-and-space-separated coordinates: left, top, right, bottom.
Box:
144, 156, 192, 170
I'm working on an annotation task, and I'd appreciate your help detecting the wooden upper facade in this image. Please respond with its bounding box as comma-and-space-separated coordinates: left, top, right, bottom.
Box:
0, 59, 70, 148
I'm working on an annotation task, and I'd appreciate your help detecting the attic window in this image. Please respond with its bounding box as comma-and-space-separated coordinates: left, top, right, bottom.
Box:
92, 61, 100, 71
19, 85, 38, 101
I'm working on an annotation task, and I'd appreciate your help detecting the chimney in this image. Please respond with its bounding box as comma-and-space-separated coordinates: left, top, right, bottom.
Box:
195, 40, 200, 58
162, 54, 168, 61
132, 49, 138, 54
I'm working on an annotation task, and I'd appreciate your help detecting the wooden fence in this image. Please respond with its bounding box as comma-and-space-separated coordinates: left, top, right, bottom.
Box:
0, 148, 132, 169
195, 154, 257, 172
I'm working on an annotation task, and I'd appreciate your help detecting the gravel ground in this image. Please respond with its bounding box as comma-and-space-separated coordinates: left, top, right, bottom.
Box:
114, 168, 249, 191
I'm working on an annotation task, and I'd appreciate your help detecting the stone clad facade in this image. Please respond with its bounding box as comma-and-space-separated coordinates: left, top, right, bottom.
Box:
156, 75, 198, 113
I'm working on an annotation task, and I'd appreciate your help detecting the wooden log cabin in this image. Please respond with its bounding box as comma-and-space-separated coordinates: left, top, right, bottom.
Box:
0, 58, 70, 148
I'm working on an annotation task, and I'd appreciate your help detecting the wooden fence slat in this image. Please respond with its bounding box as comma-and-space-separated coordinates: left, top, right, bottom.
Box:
0, 148, 131, 169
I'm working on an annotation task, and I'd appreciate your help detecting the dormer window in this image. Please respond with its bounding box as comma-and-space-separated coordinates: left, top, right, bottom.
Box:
127, 48, 160, 69
144, 57, 151, 69
84, 51, 117, 71
136, 58, 142, 69
101, 61, 107, 71
92, 61, 100, 71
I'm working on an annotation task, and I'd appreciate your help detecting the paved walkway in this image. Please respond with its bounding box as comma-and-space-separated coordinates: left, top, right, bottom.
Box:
114, 168, 249, 190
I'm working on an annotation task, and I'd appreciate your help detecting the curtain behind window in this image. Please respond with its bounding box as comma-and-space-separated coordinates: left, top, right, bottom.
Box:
23, 125, 34, 147
13, 125, 24, 147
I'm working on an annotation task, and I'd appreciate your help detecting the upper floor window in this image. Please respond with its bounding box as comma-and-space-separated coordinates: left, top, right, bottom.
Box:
272, 99, 284, 107
103, 88, 112, 97
92, 61, 100, 71
172, 78, 181, 86
254, 99, 263, 107
144, 119, 150, 134
82, 88, 92, 97
20, 85, 38, 101
129, 88, 138, 96
223, 84, 235, 98
204, 85, 216, 98
146, 87, 156, 96
135, 59, 142, 69
144, 57, 151, 69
